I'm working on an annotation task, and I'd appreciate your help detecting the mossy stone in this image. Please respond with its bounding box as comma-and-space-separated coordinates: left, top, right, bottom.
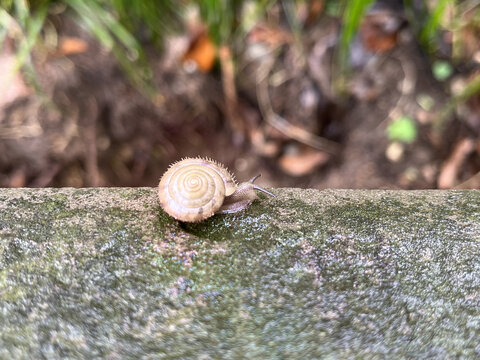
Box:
0, 188, 479, 358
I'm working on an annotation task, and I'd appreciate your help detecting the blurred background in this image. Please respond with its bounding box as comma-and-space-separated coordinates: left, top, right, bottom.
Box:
0, 0, 479, 189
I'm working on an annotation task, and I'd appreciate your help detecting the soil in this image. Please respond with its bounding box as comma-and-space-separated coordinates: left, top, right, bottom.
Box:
0, 5, 479, 190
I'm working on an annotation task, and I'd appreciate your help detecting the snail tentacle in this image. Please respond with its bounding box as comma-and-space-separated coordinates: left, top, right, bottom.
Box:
248, 174, 275, 197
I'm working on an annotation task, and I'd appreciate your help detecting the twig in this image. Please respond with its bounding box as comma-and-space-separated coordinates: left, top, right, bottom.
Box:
218, 45, 245, 140
374, 52, 416, 129
83, 97, 100, 187
30, 163, 61, 187
256, 55, 339, 154
437, 138, 475, 189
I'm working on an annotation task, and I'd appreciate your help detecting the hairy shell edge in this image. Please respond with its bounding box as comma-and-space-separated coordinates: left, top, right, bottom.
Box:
158, 157, 237, 222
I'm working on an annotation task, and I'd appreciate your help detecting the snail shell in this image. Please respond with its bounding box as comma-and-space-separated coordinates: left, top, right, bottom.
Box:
158, 157, 274, 222
158, 157, 237, 222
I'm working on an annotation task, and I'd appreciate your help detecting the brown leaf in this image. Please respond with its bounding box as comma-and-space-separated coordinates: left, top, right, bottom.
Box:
279, 146, 330, 176
182, 31, 216, 72
59, 36, 89, 56
247, 24, 293, 47
306, 0, 325, 25
360, 9, 404, 53
250, 128, 280, 157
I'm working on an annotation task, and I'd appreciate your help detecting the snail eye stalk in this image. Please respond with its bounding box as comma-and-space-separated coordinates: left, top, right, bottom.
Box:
249, 174, 275, 197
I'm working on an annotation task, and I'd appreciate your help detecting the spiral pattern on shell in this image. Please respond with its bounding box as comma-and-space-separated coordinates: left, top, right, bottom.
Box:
158, 158, 236, 222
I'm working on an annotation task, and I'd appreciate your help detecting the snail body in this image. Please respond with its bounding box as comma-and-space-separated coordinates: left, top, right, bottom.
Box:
158, 157, 274, 222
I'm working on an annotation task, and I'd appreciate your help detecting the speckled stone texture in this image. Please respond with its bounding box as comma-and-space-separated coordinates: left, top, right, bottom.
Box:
0, 188, 479, 358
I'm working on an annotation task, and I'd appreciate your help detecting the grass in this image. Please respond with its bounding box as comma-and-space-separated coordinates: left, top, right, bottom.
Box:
0, 0, 184, 94
0, 0, 478, 112
335, 0, 374, 92
0, 0, 48, 76
420, 0, 454, 53
65, 0, 153, 91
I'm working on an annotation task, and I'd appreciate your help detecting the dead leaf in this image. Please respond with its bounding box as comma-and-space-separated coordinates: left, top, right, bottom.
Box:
360, 8, 404, 53
59, 36, 89, 56
250, 127, 280, 157
247, 24, 293, 47
279, 145, 330, 176
182, 30, 216, 72
306, 0, 325, 25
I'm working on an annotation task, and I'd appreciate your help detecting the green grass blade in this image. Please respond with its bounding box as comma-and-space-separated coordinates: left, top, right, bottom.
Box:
13, 2, 48, 73
420, 0, 454, 52
335, 0, 374, 92
65, 0, 153, 92
0, 8, 14, 47
13, 0, 28, 25
65, 0, 138, 51
66, 0, 114, 49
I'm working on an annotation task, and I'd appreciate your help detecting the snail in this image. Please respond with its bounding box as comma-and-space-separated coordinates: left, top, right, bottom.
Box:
158, 157, 274, 222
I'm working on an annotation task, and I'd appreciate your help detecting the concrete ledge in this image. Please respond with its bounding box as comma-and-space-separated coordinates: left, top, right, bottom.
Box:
0, 188, 479, 358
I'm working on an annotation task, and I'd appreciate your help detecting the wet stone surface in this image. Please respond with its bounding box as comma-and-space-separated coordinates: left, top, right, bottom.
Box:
0, 188, 479, 358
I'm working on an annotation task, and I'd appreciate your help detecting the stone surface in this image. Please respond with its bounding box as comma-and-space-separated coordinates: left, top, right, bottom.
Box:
0, 188, 479, 358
